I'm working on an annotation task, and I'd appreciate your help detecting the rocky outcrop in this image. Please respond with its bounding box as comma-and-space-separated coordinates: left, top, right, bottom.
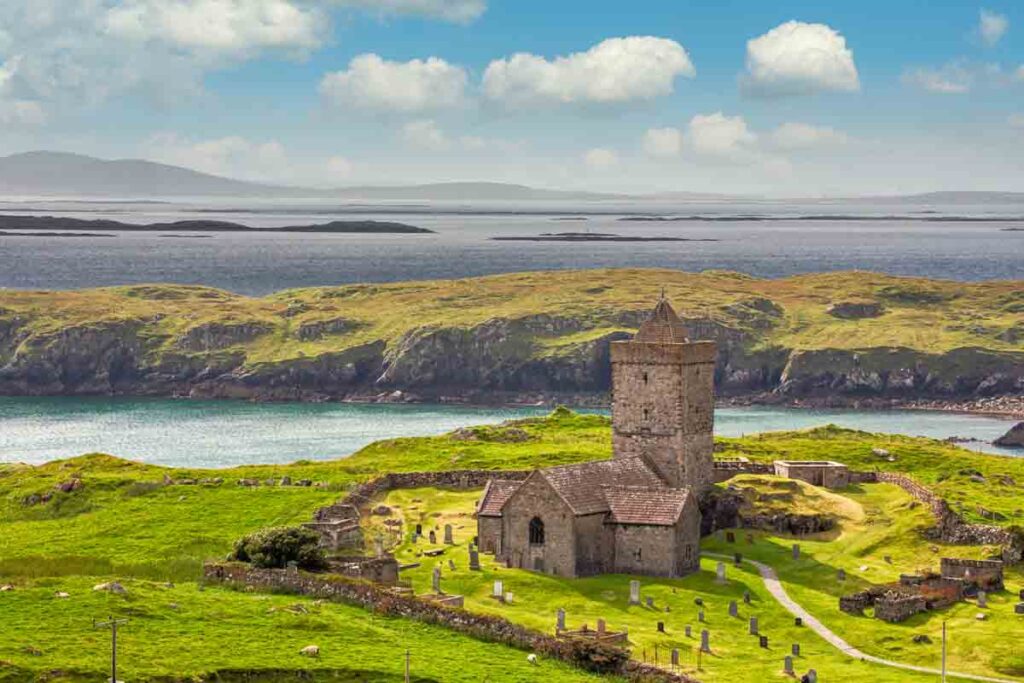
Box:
827, 300, 885, 319
176, 321, 273, 352
995, 422, 1024, 448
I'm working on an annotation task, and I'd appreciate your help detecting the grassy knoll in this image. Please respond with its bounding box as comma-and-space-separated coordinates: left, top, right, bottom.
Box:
0, 577, 613, 682
364, 485, 984, 682
1, 269, 1021, 370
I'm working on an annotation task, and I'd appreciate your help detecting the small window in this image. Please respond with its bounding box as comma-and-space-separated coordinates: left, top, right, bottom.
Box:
529, 517, 545, 546
643, 408, 650, 421
634, 547, 642, 561
642, 372, 649, 384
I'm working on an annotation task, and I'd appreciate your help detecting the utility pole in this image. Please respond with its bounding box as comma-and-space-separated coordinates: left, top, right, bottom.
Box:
941, 620, 949, 682
95, 616, 128, 683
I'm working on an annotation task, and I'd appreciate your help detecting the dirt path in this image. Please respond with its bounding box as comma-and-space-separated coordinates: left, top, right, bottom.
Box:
703, 552, 1018, 683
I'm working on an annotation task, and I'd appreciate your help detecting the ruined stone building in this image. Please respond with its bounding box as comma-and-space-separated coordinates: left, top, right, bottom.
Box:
476, 296, 715, 578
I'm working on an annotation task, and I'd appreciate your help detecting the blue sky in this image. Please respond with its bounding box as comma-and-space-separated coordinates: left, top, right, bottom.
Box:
1, 0, 1022, 194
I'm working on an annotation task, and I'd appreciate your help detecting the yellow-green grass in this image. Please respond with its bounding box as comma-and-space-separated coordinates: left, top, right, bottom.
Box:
0, 577, 613, 682
1, 269, 1021, 370
362, 485, 1015, 683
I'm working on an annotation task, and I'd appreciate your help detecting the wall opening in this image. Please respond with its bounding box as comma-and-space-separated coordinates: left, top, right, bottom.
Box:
528, 517, 545, 546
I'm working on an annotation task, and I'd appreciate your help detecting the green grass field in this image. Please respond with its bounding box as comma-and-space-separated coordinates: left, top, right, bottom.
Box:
4, 410, 1024, 681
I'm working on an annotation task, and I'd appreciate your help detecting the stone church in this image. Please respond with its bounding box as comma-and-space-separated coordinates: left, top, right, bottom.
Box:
476, 295, 716, 578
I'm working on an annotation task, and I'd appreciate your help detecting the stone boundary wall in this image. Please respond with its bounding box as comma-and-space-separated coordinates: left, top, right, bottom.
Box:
874, 593, 927, 623
711, 461, 773, 483
203, 562, 696, 683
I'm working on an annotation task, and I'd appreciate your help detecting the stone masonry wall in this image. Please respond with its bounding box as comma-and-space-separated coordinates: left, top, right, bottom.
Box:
203, 562, 697, 683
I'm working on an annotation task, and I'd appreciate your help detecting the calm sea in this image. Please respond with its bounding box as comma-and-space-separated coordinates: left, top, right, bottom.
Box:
0, 398, 1017, 468
0, 197, 1022, 294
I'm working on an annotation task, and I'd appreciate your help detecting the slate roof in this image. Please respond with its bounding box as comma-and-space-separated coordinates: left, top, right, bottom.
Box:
634, 297, 690, 344
476, 479, 521, 517
603, 486, 690, 526
536, 458, 665, 516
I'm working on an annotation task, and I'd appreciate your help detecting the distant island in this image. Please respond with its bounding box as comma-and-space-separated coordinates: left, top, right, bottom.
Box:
0, 230, 114, 238
491, 232, 718, 242
0, 215, 433, 234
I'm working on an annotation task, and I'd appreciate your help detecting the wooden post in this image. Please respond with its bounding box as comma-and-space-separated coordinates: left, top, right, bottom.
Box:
94, 616, 128, 683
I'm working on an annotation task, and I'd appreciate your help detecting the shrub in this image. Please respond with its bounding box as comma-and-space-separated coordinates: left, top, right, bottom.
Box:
230, 526, 327, 571
561, 637, 629, 674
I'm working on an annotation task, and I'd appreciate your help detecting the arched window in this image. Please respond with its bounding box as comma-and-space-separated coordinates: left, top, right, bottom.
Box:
528, 517, 545, 546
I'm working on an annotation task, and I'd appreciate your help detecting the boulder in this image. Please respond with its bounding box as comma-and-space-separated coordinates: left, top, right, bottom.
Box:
995, 422, 1024, 448
93, 581, 127, 594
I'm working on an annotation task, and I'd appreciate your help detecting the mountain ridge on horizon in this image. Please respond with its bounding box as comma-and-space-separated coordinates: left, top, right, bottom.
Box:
1, 151, 1023, 203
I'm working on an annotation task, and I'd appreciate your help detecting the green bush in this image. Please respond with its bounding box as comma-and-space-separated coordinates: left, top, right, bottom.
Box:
230, 526, 326, 571
561, 638, 629, 674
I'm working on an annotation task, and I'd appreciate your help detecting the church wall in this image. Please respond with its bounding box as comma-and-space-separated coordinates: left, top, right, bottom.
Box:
612, 524, 679, 577
674, 496, 701, 576
500, 475, 576, 577
574, 513, 614, 576
477, 515, 502, 554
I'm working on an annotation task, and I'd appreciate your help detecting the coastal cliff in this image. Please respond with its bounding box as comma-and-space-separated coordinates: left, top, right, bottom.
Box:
0, 269, 1021, 405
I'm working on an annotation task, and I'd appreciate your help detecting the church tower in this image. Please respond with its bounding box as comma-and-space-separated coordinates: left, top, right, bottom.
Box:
610, 294, 716, 492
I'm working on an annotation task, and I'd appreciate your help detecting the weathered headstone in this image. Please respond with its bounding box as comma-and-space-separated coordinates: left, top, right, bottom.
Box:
759, 635, 769, 649
431, 567, 441, 594
685, 625, 692, 638
729, 600, 738, 617
726, 531, 736, 543
794, 617, 802, 627
657, 621, 665, 633
743, 590, 751, 605
784, 656, 794, 674
629, 580, 641, 605
698, 609, 705, 623
978, 591, 988, 608
596, 618, 606, 634
734, 552, 743, 566
493, 580, 503, 599
469, 548, 481, 571
700, 629, 710, 652
646, 596, 654, 608
415, 523, 423, 535
505, 592, 514, 604
806, 669, 818, 683
411, 532, 419, 544
716, 561, 727, 583
444, 524, 454, 544
837, 568, 846, 581
1019, 588, 1024, 601
556, 608, 566, 631
1015, 602, 1024, 615
749, 616, 758, 635
792, 643, 800, 656
448, 559, 456, 571
374, 535, 384, 558
428, 530, 437, 544
792, 544, 800, 560
671, 648, 680, 666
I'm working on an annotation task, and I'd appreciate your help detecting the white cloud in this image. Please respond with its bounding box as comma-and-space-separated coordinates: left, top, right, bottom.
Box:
687, 112, 757, 158
742, 21, 860, 96
642, 127, 683, 158
331, 0, 485, 23
144, 133, 292, 181
769, 122, 849, 150
400, 119, 450, 150
483, 36, 695, 106
583, 148, 618, 170
320, 54, 467, 113
979, 9, 1009, 47
0, 99, 46, 126
902, 63, 973, 94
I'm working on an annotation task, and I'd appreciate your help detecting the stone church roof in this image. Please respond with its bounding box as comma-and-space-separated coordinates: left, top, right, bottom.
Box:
634, 296, 690, 344
536, 458, 665, 516
476, 479, 521, 517
603, 486, 690, 526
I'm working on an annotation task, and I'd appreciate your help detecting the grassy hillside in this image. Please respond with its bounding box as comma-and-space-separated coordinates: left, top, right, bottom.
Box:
1, 269, 1022, 399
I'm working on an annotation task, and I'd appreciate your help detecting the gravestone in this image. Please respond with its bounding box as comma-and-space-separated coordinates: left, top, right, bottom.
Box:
448, 559, 456, 571
743, 590, 752, 605
734, 552, 743, 566
556, 608, 566, 631
698, 609, 705, 623
792, 544, 800, 560
374, 535, 384, 559
837, 568, 846, 581
784, 656, 794, 674
671, 649, 680, 666
444, 524, 454, 544
806, 669, 818, 683
1019, 588, 1024, 601
749, 616, 759, 635
716, 562, 727, 583
629, 580, 641, 605
884, 555, 892, 564
726, 531, 736, 543
746, 533, 754, 544
428, 530, 437, 544
411, 533, 419, 544
701, 629, 710, 652
694, 597, 703, 606
646, 596, 654, 608
795, 617, 802, 627
759, 635, 769, 649
415, 523, 422, 535
792, 643, 801, 656
729, 600, 738, 617
469, 548, 481, 571
431, 567, 441, 594
685, 625, 692, 638
493, 580, 504, 599
978, 590, 988, 608
657, 621, 665, 633
597, 618, 606, 634
505, 592, 513, 604
1015, 602, 1024, 614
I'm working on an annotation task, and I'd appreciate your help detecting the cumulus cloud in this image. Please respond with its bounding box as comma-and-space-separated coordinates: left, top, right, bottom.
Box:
144, 133, 291, 180
583, 148, 619, 170
902, 63, 974, 94
483, 36, 694, 106
320, 54, 467, 113
332, 0, 485, 23
400, 119, 450, 150
978, 9, 1009, 47
769, 122, 849, 150
642, 127, 683, 158
687, 112, 757, 158
742, 21, 859, 96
